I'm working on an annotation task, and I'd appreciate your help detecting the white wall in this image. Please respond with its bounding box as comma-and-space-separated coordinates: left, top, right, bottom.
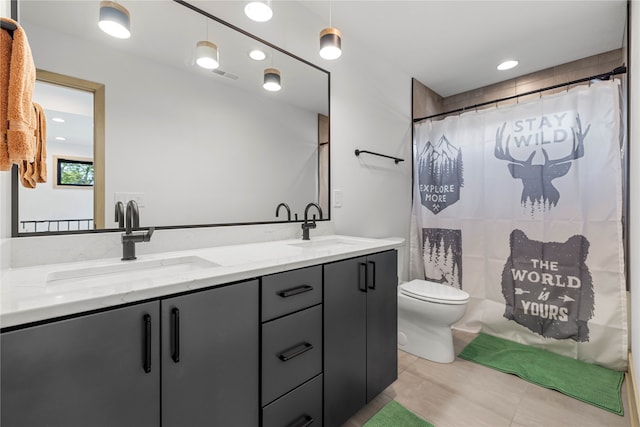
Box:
630, 0, 640, 401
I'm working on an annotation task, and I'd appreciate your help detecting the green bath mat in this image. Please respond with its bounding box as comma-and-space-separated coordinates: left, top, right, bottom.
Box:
364, 400, 434, 427
459, 333, 624, 415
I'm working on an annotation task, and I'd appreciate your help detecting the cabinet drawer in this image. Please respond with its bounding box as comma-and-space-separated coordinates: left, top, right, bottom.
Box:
262, 265, 322, 322
262, 305, 322, 405
262, 374, 322, 427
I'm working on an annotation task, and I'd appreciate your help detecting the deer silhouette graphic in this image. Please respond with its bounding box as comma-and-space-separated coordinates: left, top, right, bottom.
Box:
494, 115, 590, 209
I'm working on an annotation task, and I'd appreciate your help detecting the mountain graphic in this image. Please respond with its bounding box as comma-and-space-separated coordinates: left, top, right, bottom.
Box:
418, 135, 463, 184
421, 136, 458, 163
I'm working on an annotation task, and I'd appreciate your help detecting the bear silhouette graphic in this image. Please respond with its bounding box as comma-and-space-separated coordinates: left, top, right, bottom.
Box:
501, 229, 594, 342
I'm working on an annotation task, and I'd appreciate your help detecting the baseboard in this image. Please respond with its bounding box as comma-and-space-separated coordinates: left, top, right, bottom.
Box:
628, 352, 640, 427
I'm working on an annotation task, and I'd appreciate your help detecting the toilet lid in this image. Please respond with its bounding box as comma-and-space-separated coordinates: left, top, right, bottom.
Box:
399, 280, 469, 305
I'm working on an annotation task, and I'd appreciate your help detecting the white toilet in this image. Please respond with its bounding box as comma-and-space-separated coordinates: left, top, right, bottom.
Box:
398, 279, 470, 363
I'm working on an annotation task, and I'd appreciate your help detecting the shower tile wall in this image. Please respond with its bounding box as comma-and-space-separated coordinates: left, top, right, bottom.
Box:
413, 48, 624, 119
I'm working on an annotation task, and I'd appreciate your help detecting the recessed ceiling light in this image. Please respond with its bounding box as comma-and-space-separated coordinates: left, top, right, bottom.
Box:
245, 1, 272, 22
249, 49, 266, 61
55, 137, 66, 141
52, 117, 65, 123
497, 60, 519, 71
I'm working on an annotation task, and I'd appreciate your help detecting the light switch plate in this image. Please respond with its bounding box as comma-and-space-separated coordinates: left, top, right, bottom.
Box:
333, 189, 342, 208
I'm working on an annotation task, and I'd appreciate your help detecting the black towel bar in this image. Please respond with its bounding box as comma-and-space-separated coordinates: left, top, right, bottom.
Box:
355, 149, 404, 164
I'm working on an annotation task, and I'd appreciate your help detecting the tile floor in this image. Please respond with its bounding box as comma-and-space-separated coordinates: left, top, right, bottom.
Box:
344, 330, 631, 427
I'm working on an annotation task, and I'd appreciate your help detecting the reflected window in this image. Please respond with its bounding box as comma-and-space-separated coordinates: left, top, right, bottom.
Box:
55, 157, 94, 187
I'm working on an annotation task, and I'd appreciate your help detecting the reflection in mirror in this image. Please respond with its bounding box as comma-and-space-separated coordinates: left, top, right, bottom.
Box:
14, 0, 329, 235
18, 79, 95, 232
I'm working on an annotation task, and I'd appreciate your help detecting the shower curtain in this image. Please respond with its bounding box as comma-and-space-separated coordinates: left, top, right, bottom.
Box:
410, 80, 627, 370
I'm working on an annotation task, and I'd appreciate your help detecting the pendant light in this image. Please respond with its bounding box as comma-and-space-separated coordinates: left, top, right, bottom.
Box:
263, 50, 281, 91
196, 19, 219, 70
245, 1, 273, 22
263, 68, 281, 91
319, 1, 341, 60
98, 1, 131, 39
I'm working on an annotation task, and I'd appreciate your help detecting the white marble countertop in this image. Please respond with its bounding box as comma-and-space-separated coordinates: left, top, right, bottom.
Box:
1, 235, 404, 329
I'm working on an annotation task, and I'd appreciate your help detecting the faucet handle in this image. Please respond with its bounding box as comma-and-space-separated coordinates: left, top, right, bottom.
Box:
144, 227, 155, 242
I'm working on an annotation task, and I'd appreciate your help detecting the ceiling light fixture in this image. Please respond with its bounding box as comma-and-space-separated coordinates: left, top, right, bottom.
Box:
196, 41, 219, 70
245, 1, 272, 22
52, 117, 65, 123
55, 137, 66, 141
319, 1, 341, 60
249, 49, 266, 61
98, 1, 131, 39
497, 60, 519, 71
196, 19, 219, 70
263, 68, 281, 92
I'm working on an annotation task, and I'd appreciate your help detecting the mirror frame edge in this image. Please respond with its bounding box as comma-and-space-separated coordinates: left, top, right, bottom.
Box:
10, 0, 332, 237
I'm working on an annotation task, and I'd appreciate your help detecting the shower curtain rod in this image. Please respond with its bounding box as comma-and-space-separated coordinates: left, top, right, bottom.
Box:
413, 65, 627, 123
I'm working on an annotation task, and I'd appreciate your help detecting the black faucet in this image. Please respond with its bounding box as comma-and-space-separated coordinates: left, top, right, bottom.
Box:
275, 202, 291, 221
114, 201, 125, 228
301, 202, 323, 240
121, 200, 154, 261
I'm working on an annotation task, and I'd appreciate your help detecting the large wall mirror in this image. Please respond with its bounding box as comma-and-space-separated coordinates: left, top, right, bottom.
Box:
12, 0, 330, 236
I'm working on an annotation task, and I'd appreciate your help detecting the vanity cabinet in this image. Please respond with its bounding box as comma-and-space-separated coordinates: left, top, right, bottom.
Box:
161, 280, 259, 427
261, 266, 324, 427
1, 302, 161, 427
0, 280, 259, 427
323, 250, 398, 427
1, 244, 400, 427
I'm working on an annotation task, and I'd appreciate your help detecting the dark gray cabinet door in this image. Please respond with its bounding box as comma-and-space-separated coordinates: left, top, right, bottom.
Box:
366, 250, 398, 402
161, 280, 259, 427
324, 250, 398, 427
1, 302, 160, 427
323, 256, 367, 427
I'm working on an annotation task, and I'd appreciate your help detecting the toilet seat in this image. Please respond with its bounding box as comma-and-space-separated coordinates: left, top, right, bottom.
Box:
399, 279, 469, 305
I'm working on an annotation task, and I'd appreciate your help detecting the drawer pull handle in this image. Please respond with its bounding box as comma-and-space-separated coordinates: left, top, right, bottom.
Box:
278, 342, 314, 361
277, 285, 313, 298
171, 307, 180, 363
368, 261, 377, 290
143, 314, 152, 373
286, 414, 314, 427
358, 262, 367, 292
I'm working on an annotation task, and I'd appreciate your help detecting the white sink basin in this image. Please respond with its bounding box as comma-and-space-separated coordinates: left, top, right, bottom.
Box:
289, 238, 359, 249
46, 256, 219, 286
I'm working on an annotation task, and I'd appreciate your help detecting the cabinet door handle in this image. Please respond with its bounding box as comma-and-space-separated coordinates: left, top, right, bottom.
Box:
277, 285, 313, 298
143, 314, 152, 373
286, 414, 314, 427
368, 261, 376, 290
358, 262, 367, 292
171, 307, 180, 363
278, 342, 314, 361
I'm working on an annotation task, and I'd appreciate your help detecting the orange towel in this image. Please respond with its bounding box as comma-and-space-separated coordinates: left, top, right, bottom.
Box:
3, 17, 36, 166
0, 22, 12, 170
20, 102, 46, 188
